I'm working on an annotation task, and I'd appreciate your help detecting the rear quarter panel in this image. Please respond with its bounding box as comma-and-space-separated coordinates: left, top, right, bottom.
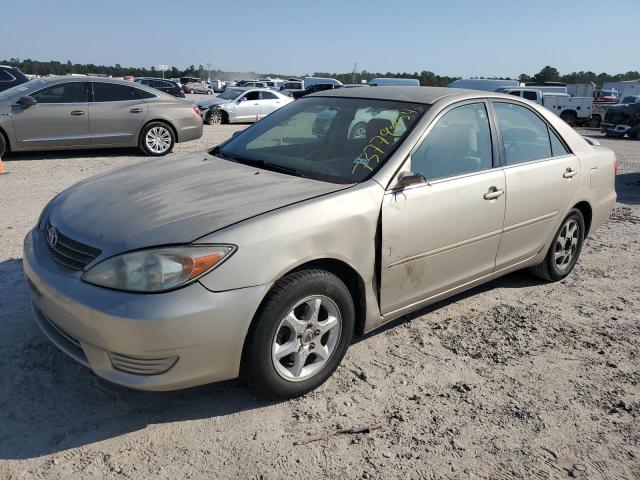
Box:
146, 100, 203, 142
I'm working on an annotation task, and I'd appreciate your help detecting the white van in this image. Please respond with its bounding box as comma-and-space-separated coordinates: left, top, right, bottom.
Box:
368, 78, 419, 87
448, 78, 520, 92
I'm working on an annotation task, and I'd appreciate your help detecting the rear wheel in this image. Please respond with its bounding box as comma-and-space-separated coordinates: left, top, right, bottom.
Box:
530, 209, 585, 282
241, 269, 355, 399
560, 111, 578, 126
190, 89, 196, 94
139, 122, 175, 156
0, 133, 6, 158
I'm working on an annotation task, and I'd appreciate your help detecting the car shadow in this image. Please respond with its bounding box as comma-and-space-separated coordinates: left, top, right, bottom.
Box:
615, 172, 640, 205
0, 258, 274, 460
2, 147, 144, 161
355, 269, 543, 341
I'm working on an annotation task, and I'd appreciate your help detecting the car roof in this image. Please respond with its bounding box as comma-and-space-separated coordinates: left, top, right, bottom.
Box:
308, 86, 486, 104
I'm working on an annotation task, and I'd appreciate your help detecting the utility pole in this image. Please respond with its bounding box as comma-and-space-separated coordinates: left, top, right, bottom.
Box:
352, 62, 358, 84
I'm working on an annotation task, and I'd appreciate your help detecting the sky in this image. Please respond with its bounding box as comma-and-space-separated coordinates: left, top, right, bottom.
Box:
2, 0, 639, 77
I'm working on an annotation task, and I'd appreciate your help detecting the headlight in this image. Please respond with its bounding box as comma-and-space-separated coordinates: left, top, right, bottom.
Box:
82, 245, 235, 293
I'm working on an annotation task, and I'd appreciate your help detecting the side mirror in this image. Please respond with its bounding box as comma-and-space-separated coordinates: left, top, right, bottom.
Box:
397, 171, 426, 188
231, 130, 243, 138
237, 97, 246, 103
18, 96, 37, 108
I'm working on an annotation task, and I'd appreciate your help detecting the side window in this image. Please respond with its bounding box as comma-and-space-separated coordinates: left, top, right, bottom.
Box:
140, 79, 153, 86
411, 102, 493, 180
161, 81, 175, 89
0, 69, 15, 81
31, 82, 88, 103
260, 91, 278, 100
243, 91, 260, 101
493, 102, 552, 164
133, 87, 156, 99
508, 91, 521, 97
549, 128, 569, 156
523, 91, 538, 101
93, 82, 139, 102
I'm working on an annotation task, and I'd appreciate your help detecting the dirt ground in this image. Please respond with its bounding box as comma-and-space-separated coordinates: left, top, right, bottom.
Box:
0, 123, 638, 480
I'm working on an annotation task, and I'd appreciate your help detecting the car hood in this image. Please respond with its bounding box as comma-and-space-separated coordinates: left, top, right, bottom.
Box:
48, 152, 351, 258
196, 97, 230, 109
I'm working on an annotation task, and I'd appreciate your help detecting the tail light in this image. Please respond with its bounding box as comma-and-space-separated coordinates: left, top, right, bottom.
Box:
192, 106, 200, 116
614, 158, 619, 176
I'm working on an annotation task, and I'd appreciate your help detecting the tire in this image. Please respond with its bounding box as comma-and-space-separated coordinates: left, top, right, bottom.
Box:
207, 109, 224, 125
241, 269, 355, 399
560, 111, 578, 127
529, 209, 585, 282
629, 126, 640, 140
587, 116, 601, 128
190, 89, 195, 94
0, 133, 6, 158
138, 122, 175, 156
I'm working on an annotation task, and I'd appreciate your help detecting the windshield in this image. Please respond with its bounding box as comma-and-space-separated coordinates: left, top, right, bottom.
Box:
216, 97, 428, 184
0, 78, 47, 100
218, 88, 243, 100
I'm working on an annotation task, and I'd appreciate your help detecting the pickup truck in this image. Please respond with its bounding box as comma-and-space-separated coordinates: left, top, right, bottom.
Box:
601, 96, 640, 140
501, 88, 593, 126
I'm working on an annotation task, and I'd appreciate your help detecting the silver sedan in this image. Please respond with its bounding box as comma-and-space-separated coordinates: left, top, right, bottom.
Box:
196, 87, 293, 124
0, 77, 203, 157
24, 87, 616, 398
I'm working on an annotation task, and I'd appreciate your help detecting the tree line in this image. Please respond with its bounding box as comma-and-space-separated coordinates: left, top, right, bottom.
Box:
3, 59, 639, 87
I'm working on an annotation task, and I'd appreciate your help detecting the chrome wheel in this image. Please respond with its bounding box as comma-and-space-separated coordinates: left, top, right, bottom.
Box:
145, 126, 172, 154
209, 110, 222, 124
554, 219, 579, 272
272, 295, 341, 382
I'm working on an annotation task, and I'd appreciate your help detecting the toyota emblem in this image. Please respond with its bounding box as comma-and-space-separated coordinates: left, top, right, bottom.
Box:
47, 226, 58, 248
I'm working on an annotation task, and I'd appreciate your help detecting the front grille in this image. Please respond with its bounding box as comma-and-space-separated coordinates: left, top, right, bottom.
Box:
109, 352, 178, 376
45, 221, 101, 270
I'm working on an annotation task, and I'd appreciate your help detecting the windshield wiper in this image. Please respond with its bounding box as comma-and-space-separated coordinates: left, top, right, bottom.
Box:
213, 148, 303, 177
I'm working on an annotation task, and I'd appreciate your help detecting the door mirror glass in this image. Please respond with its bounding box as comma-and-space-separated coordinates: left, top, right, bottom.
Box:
397, 171, 425, 188
18, 95, 37, 108
238, 96, 247, 102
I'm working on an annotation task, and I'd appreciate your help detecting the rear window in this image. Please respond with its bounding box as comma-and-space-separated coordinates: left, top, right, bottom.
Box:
93, 82, 154, 101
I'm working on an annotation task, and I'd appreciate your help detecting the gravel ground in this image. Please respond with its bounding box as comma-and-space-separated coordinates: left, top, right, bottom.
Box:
0, 125, 638, 480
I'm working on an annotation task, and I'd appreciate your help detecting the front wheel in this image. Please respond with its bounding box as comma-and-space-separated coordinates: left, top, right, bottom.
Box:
241, 270, 355, 399
190, 89, 196, 94
139, 122, 175, 156
207, 109, 224, 125
530, 209, 585, 281
560, 111, 578, 127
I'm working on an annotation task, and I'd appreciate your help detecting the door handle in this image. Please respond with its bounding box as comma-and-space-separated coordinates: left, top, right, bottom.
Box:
129, 108, 143, 113
483, 187, 505, 200
563, 168, 577, 178
69, 110, 85, 116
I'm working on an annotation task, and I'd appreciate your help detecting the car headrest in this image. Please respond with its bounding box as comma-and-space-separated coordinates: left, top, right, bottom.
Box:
366, 118, 393, 139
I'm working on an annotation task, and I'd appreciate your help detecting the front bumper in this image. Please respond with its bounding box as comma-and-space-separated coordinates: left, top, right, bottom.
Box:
23, 228, 271, 391
601, 122, 631, 136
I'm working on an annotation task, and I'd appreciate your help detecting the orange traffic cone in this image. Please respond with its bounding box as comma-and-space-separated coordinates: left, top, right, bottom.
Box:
0, 157, 7, 175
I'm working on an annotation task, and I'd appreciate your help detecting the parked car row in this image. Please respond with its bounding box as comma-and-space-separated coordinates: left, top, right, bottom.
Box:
0, 77, 203, 157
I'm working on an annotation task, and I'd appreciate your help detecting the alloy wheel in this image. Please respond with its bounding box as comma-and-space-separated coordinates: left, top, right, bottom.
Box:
554, 219, 579, 272
145, 126, 172, 154
272, 295, 341, 382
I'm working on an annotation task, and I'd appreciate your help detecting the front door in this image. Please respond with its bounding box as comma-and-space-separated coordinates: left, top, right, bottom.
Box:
381, 101, 505, 315
235, 90, 261, 122
88, 82, 149, 146
11, 81, 90, 149
491, 101, 581, 269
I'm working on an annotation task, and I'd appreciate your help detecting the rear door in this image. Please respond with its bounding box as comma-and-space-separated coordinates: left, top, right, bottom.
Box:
491, 100, 580, 269
11, 81, 90, 149
380, 101, 506, 314
258, 90, 284, 119
88, 82, 150, 146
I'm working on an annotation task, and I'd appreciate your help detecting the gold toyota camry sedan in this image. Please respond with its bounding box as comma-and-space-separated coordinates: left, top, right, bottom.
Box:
24, 87, 617, 398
